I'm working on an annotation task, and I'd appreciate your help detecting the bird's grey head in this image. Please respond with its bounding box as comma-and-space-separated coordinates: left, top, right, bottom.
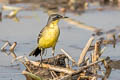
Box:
47, 14, 68, 25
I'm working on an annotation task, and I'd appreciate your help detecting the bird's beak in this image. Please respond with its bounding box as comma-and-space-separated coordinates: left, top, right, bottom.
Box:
61, 16, 68, 19
63, 16, 68, 18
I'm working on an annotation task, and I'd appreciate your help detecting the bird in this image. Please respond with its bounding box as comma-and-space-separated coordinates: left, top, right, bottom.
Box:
29, 14, 68, 61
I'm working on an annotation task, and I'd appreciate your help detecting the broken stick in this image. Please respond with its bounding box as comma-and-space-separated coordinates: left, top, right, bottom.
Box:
1, 41, 10, 51
61, 49, 77, 65
9, 42, 17, 51
72, 59, 104, 76
78, 36, 94, 66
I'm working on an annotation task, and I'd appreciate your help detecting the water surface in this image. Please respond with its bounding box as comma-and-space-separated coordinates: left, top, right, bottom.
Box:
0, 4, 120, 80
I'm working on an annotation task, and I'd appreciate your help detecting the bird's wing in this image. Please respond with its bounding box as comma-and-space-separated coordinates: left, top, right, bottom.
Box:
37, 26, 48, 43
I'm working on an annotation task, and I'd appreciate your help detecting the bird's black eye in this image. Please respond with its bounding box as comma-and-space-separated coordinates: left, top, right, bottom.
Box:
56, 15, 62, 18
56, 15, 59, 18
51, 14, 63, 21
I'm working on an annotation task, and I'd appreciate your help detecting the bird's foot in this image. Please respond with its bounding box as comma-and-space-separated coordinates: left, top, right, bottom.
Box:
39, 60, 43, 67
53, 59, 56, 65
52, 55, 56, 65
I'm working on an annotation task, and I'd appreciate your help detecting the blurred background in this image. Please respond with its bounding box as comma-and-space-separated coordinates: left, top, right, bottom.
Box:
0, 0, 120, 80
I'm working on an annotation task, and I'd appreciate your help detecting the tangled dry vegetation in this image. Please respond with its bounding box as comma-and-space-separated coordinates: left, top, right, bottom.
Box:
1, 0, 120, 80
1, 24, 120, 80
1, 9, 120, 80
1, 7, 120, 80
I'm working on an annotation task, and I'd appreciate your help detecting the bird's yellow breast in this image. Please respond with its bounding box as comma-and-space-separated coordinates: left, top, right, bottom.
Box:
38, 20, 60, 48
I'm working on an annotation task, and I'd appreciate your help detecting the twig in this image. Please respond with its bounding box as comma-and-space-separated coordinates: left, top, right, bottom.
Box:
112, 34, 116, 48
65, 58, 70, 68
93, 41, 101, 62
77, 75, 93, 80
56, 74, 71, 80
91, 76, 97, 80
1, 51, 10, 56
61, 49, 77, 65
11, 55, 32, 73
50, 71, 55, 79
78, 36, 94, 66
102, 59, 112, 80
22, 70, 43, 80
1, 41, 10, 51
29, 60, 76, 74
9, 42, 17, 51
7, 10, 19, 18
92, 41, 101, 75
10, 51, 17, 59
2, 5, 22, 11
72, 59, 104, 76
50, 71, 58, 79
100, 47, 106, 55
20, 58, 32, 72
84, 56, 89, 65
91, 53, 94, 63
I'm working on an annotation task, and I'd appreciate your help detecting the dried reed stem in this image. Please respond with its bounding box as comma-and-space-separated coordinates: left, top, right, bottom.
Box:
72, 59, 104, 76
65, 58, 70, 68
9, 42, 17, 51
10, 51, 17, 59
1, 41, 9, 51
22, 70, 43, 80
29, 60, 76, 74
92, 41, 101, 75
2, 5, 22, 11
78, 36, 94, 66
93, 41, 101, 62
61, 49, 77, 65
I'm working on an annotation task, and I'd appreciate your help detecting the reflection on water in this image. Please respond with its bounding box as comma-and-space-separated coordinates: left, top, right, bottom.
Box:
0, 2, 120, 80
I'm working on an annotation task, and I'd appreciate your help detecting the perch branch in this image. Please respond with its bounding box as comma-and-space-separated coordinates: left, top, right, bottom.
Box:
29, 60, 76, 74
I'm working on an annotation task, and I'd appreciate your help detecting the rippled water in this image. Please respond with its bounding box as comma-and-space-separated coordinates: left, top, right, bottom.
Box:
0, 3, 120, 80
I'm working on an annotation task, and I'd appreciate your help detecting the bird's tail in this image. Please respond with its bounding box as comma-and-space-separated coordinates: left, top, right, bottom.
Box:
29, 47, 41, 57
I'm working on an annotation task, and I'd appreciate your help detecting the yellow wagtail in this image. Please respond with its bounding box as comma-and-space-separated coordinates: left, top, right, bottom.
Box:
29, 14, 68, 60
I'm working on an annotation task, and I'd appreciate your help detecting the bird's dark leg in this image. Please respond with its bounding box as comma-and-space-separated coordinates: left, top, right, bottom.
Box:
44, 49, 47, 56
52, 47, 56, 65
39, 48, 44, 66
52, 47, 55, 57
